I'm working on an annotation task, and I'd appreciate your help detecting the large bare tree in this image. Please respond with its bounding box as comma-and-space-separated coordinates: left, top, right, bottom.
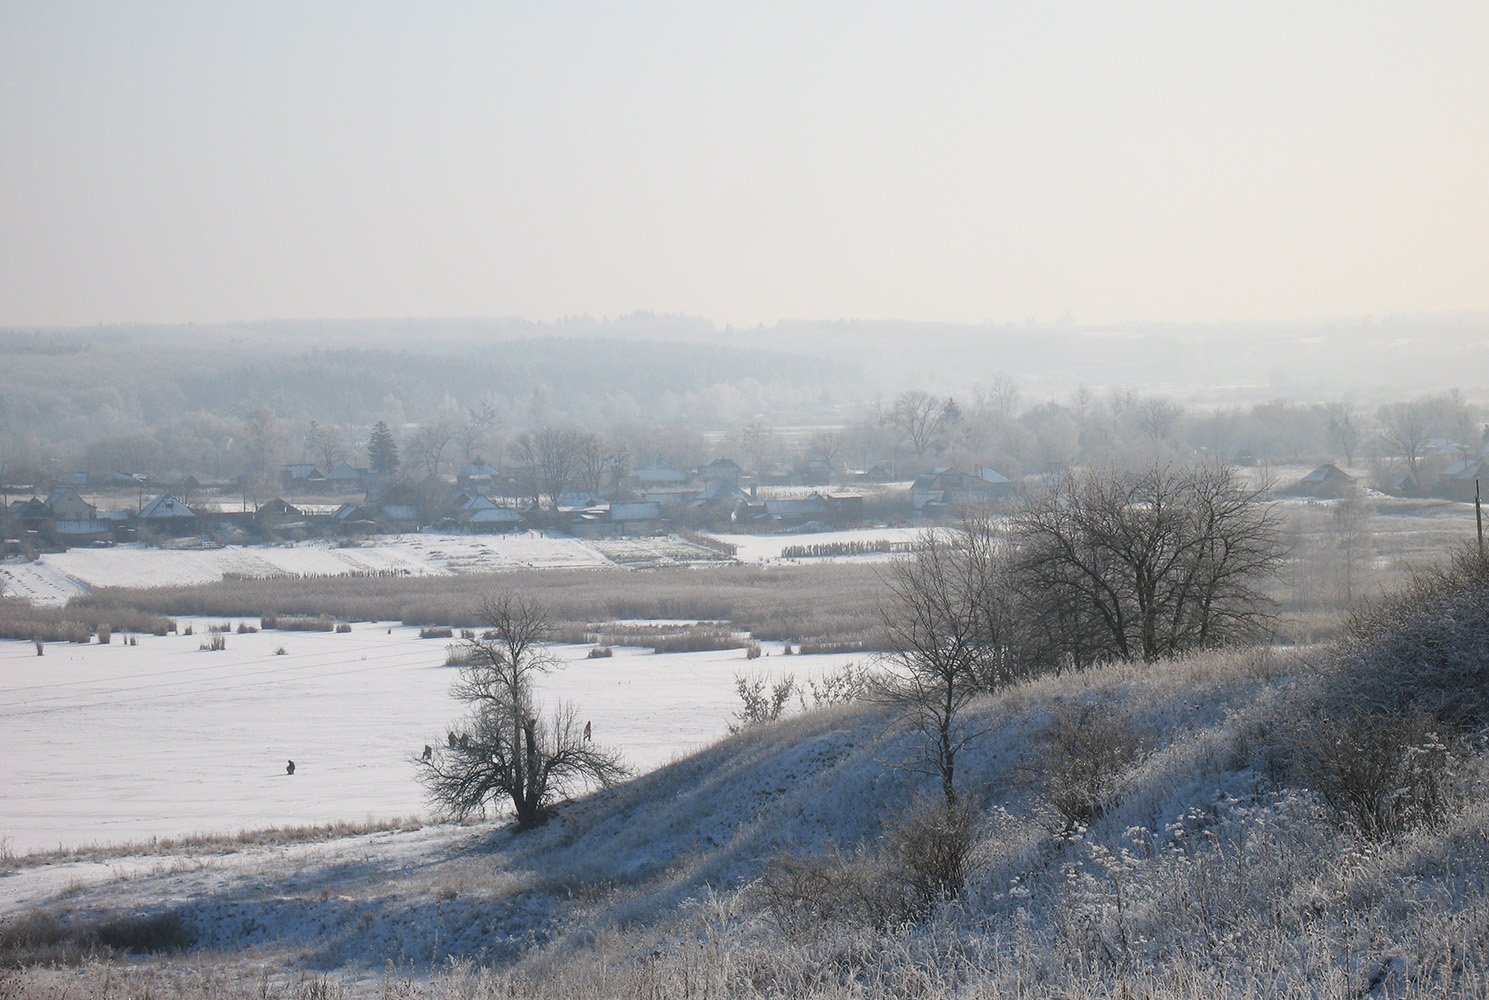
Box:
1012, 463, 1285, 666
416, 593, 627, 828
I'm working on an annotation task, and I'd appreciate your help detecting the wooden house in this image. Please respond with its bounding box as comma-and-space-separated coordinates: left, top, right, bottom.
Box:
1293, 464, 1356, 499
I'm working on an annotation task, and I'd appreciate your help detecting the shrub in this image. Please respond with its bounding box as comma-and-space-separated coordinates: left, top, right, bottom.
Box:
335, 623, 352, 633
745, 642, 762, 659
444, 644, 475, 666
94, 911, 192, 954
1329, 546, 1489, 727
806, 661, 879, 707
274, 646, 288, 656
236, 622, 258, 633
728, 672, 797, 733
199, 633, 226, 651
1034, 702, 1145, 832
1295, 708, 1465, 840
759, 797, 983, 929
587, 646, 613, 658
420, 626, 454, 639
96, 624, 111, 644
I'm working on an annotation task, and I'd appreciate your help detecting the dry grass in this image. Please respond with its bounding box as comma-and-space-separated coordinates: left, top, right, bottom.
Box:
68, 563, 892, 646
4, 817, 425, 868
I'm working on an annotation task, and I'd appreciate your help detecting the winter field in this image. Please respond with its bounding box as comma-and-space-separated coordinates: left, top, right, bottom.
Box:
0, 528, 928, 607
0, 621, 857, 857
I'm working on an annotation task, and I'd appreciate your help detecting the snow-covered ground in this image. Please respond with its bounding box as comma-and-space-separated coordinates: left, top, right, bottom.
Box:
707, 527, 926, 563
0, 621, 859, 856
0, 531, 728, 606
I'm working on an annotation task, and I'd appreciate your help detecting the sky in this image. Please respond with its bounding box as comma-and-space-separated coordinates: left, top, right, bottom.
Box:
2, 2, 1487, 329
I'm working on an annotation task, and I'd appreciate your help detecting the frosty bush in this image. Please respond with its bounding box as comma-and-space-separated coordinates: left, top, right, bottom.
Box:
1035, 702, 1146, 832
728, 672, 797, 733
759, 796, 983, 929
1330, 545, 1489, 726
1295, 708, 1466, 840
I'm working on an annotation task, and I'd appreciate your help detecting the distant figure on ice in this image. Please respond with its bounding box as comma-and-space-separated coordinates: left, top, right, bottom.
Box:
286, 759, 296, 775
447, 731, 458, 749
583, 720, 592, 742
421, 744, 433, 760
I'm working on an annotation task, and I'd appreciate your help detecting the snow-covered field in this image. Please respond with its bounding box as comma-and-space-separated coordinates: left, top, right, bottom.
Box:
0, 621, 859, 856
707, 527, 926, 563
0, 526, 928, 606
0, 531, 729, 606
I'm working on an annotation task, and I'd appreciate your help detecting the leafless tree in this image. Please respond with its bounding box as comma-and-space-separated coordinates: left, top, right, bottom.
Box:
416, 592, 627, 829
1378, 400, 1433, 479
305, 421, 347, 471
878, 516, 1030, 806
886, 390, 950, 460
241, 408, 285, 501
1135, 396, 1185, 443
574, 432, 608, 495
1325, 402, 1362, 466
807, 431, 844, 471
974, 373, 1021, 422
509, 426, 587, 508
406, 419, 455, 481
457, 399, 503, 462
1011, 463, 1285, 666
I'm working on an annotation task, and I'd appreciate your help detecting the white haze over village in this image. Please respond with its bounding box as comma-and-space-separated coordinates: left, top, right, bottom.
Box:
6, 4, 1489, 997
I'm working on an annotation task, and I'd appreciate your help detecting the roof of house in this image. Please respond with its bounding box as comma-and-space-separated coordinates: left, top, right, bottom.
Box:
282, 464, 325, 480
611, 501, 662, 521
1301, 464, 1354, 484
699, 480, 750, 502
139, 494, 195, 519
463, 506, 524, 525
1442, 459, 1486, 481
765, 494, 828, 517
458, 458, 501, 479
46, 487, 94, 511
634, 464, 690, 484
326, 462, 366, 480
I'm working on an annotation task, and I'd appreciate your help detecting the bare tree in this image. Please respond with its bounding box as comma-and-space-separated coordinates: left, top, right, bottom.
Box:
241, 408, 285, 501
416, 593, 627, 828
304, 421, 347, 471
1135, 396, 1185, 443
405, 419, 455, 481
509, 427, 587, 508
878, 517, 1029, 806
886, 390, 950, 460
1325, 402, 1362, 466
1378, 400, 1433, 479
1012, 463, 1285, 666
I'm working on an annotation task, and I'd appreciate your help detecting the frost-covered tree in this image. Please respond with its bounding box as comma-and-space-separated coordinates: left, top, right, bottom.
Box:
1012, 463, 1285, 666
417, 593, 626, 828
879, 517, 1029, 806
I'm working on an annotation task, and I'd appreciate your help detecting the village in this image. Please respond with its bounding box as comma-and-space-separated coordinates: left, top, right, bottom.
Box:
0, 452, 1047, 554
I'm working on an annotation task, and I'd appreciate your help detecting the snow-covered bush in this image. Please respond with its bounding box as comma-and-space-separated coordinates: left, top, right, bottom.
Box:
1330, 545, 1489, 725
1294, 708, 1466, 840
1034, 702, 1146, 832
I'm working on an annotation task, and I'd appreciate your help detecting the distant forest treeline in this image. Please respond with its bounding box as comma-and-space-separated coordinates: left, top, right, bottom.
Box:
0, 315, 1485, 492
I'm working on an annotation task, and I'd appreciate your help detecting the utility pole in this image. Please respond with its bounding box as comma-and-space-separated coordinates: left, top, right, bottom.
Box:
1477, 476, 1484, 562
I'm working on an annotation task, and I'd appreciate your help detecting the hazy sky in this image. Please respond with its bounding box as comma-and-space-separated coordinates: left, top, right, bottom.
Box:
3, 2, 1486, 328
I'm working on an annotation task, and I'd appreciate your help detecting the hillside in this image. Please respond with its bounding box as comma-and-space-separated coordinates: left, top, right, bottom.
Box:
7, 555, 1489, 998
